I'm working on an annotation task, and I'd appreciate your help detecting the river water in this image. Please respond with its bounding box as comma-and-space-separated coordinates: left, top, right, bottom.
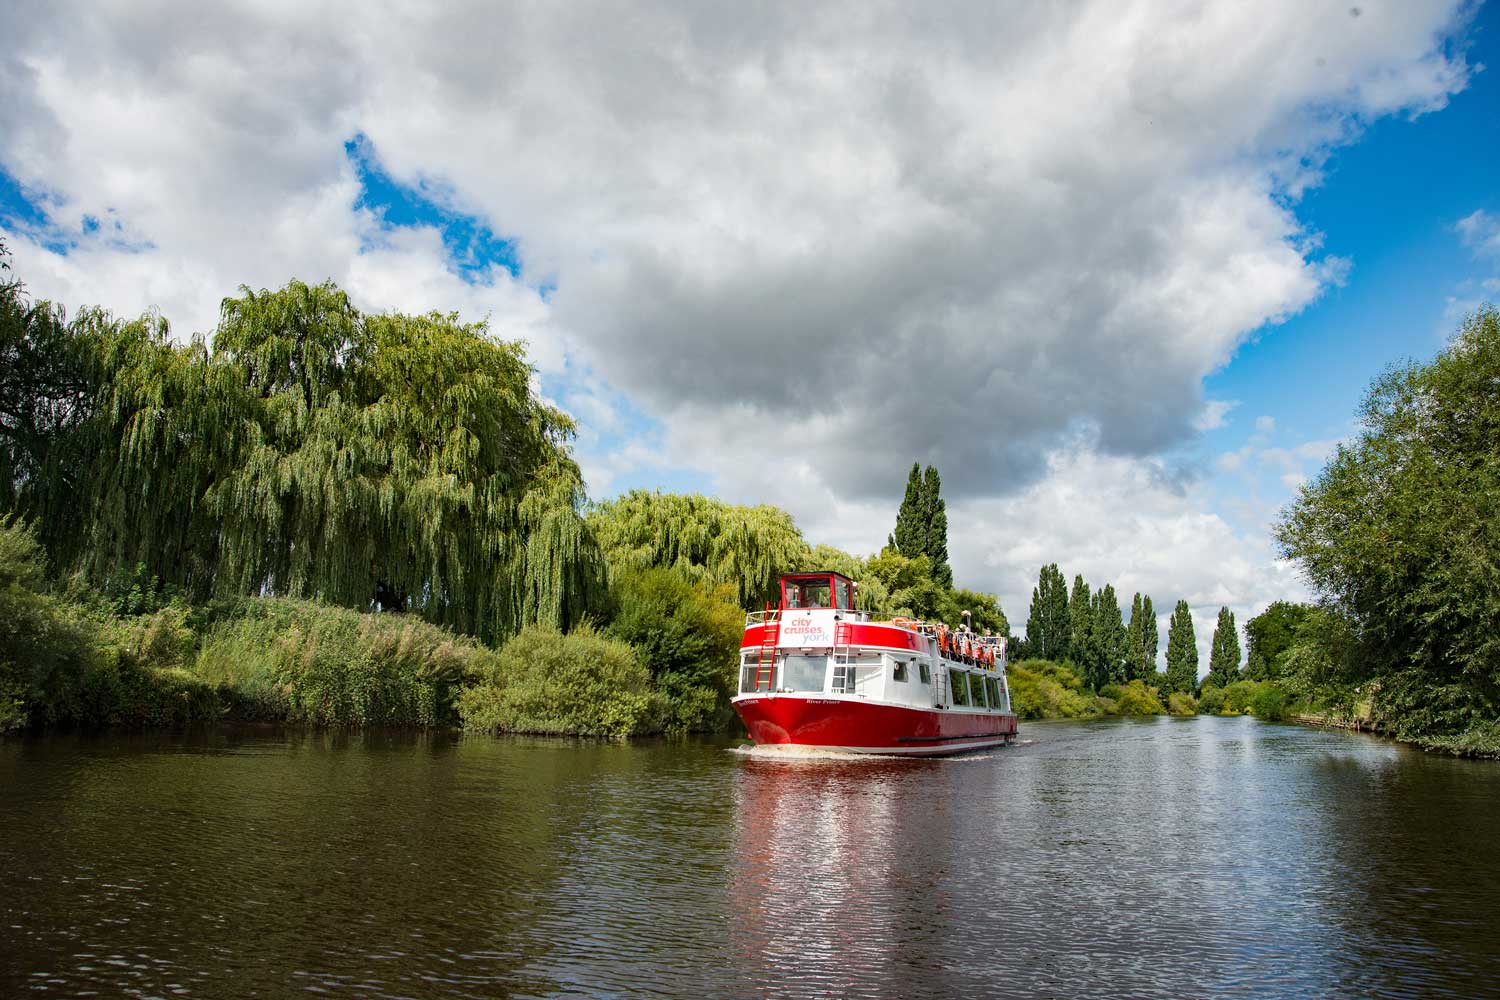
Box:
2, 716, 1497, 999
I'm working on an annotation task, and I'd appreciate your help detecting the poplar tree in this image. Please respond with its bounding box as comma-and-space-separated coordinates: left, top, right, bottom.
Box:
1068, 574, 1091, 666
1207, 606, 1241, 688
1127, 593, 1148, 680
893, 463, 925, 556
921, 465, 952, 588
1127, 593, 1161, 682
1165, 600, 1198, 693
1085, 583, 1127, 688
1024, 563, 1069, 660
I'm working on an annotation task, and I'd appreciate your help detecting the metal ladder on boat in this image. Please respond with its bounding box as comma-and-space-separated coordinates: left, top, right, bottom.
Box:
831, 619, 854, 693
754, 607, 780, 692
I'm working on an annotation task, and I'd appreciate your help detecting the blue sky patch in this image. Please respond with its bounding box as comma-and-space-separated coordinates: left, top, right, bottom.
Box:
345, 134, 522, 282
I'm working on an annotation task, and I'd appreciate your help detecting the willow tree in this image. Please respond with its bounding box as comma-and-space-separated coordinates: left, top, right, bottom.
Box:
3, 269, 605, 642
202, 283, 605, 640
588, 490, 813, 608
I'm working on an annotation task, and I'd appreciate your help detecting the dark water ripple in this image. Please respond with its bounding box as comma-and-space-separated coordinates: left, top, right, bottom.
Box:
2, 718, 1498, 999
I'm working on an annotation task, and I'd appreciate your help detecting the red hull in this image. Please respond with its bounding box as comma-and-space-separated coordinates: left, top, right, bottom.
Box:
734, 696, 1017, 756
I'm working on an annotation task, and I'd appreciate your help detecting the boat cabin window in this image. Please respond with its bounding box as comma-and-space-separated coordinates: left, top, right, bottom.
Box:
918, 662, 931, 685
892, 659, 908, 683
781, 655, 827, 693
968, 673, 987, 708
781, 573, 855, 610
986, 676, 1002, 709
949, 669, 969, 706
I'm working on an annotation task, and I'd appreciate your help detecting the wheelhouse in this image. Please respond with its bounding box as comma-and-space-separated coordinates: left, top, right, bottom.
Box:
780, 571, 855, 611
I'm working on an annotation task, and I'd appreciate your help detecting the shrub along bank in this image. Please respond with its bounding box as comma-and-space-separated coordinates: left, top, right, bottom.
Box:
1, 519, 747, 737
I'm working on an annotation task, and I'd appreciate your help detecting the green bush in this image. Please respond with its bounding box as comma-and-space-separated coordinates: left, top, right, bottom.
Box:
604, 567, 743, 732
459, 623, 667, 738
1102, 679, 1167, 716
1198, 684, 1226, 714
1167, 691, 1198, 716
1249, 683, 1289, 721
1008, 659, 1098, 719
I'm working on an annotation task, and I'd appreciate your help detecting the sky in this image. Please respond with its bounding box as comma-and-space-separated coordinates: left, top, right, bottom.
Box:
3, 0, 1498, 669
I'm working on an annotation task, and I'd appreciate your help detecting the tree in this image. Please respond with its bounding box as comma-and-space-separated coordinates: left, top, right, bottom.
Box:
1277, 307, 1500, 745
1025, 564, 1070, 660
1206, 606, 1240, 688
943, 586, 1009, 636
589, 490, 812, 609
893, 463, 925, 557
1084, 584, 1127, 689
1, 272, 608, 644
1068, 575, 1091, 666
1243, 601, 1311, 680
1127, 592, 1159, 682
1165, 600, 1198, 693
921, 465, 952, 588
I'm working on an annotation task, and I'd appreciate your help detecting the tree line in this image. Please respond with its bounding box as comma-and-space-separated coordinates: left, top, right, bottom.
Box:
1017, 563, 1244, 694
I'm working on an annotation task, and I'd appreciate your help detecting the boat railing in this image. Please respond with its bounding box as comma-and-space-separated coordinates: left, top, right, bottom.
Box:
744, 607, 878, 626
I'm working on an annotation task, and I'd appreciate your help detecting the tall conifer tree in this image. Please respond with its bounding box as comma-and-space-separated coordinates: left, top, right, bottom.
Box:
1165, 600, 1198, 694
1067, 574, 1091, 666
1024, 563, 1070, 660
1141, 595, 1158, 678
921, 465, 952, 588
893, 463, 925, 556
1206, 606, 1241, 688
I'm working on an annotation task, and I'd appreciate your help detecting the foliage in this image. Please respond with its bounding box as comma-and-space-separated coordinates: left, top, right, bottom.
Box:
1026, 563, 1071, 661
193, 599, 485, 726
863, 549, 945, 620
1206, 606, 1241, 688
604, 567, 743, 732
1166, 691, 1198, 716
1243, 601, 1312, 680
893, 463, 926, 557
1250, 684, 1288, 722
920, 466, 952, 588
1277, 306, 1500, 753
459, 624, 667, 738
1165, 600, 1198, 694
943, 586, 1009, 636
1085, 584, 1128, 689
1099, 679, 1166, 715
0, 273, 606, 645
1067, 575, 1091, 667
1126, 593, 1158, 682
589, 490, 811, 609
1007, 659, 1097, 719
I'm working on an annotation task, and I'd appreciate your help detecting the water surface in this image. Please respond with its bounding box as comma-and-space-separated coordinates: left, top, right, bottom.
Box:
2, 717, 1497, 998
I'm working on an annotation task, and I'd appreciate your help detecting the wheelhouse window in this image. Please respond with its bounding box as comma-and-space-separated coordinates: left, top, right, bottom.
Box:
892, 659, 909, 683
918, 662, 932, 685
781, 655, 827, 693
781, 572, 855, 610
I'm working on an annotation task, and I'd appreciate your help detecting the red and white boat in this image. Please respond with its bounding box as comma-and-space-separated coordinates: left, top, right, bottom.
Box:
732, 571, 1018, 756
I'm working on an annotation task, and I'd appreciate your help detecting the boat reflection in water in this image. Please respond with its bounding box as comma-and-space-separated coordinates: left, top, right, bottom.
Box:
727, 749, 977, 999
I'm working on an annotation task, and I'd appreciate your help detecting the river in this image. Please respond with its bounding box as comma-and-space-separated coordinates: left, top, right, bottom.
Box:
2, 716, 1497, 999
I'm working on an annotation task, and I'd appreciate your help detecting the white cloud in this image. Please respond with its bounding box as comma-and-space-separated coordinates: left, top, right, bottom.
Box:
1193, 400, 1240, 432
1457, 209, 1500, 259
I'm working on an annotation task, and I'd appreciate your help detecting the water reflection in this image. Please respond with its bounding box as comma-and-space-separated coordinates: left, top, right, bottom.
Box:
2, 719, 1498, 998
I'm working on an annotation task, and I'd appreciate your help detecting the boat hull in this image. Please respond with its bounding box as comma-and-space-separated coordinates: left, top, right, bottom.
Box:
733, 695, 1017, 756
